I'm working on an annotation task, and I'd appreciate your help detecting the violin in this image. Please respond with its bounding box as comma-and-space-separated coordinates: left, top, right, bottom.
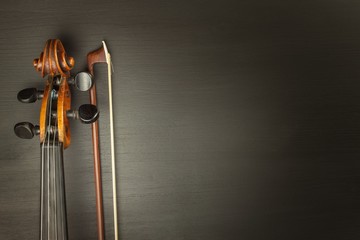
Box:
14, 39, 118, 240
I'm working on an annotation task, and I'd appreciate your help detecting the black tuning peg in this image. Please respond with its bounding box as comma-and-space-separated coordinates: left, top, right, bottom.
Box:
17, 88, 44, 103
67, 104, 99, 124
14, 122, 40, 139
68, 72, 93, 91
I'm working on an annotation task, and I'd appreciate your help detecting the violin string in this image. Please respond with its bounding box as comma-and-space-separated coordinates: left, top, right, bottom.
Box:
58, 135, 64, 240
47, 88, 53, 240
40, 89, 47, 240
40, 125, 45, 240
58, 138, 63, 240
41, 79, 53, 240
53, 98, 57, 240
47, 80, 57, 239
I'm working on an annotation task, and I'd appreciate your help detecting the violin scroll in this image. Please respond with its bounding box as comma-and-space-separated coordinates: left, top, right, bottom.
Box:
33, 39, 75, 77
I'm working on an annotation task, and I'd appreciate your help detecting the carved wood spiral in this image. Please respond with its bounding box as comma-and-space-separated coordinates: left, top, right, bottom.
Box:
33, 39, 74, 77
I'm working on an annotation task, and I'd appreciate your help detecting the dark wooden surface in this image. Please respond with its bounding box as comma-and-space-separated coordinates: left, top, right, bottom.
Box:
1, 0, 360, 239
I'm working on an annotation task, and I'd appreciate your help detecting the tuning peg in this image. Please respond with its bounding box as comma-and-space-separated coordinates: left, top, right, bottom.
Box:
67, 104, 99, 124
17, 88, 44, 103
79, 104, 99, 124
14, 122, 40, 139
68, 72, 93, 91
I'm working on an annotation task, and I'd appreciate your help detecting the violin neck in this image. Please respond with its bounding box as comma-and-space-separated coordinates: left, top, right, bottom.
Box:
40, 141, 68, 240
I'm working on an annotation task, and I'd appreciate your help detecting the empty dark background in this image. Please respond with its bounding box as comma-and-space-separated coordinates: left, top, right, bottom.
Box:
1, 0, 360, 239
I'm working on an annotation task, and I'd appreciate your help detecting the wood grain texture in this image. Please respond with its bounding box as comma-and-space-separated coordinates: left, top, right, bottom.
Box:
1, 0, 360, 239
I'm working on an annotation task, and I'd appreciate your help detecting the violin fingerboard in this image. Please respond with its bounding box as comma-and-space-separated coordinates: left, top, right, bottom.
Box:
40, 142, 68, 240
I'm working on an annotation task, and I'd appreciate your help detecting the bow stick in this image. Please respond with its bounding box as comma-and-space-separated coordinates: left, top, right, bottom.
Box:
87, 41, 118, 240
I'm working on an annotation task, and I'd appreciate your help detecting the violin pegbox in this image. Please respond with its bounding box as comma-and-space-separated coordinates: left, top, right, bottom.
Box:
15, 39, 99, 149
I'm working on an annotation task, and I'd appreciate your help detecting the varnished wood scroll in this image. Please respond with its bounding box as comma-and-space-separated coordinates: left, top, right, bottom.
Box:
34, 39, 74, 77
36, 39, 73, 147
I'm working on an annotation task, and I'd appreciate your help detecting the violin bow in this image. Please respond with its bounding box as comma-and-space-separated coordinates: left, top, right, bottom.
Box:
87, 41, 118, 240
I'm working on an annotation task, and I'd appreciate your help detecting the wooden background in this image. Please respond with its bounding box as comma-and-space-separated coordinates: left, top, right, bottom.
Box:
1, 0, 360, 239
